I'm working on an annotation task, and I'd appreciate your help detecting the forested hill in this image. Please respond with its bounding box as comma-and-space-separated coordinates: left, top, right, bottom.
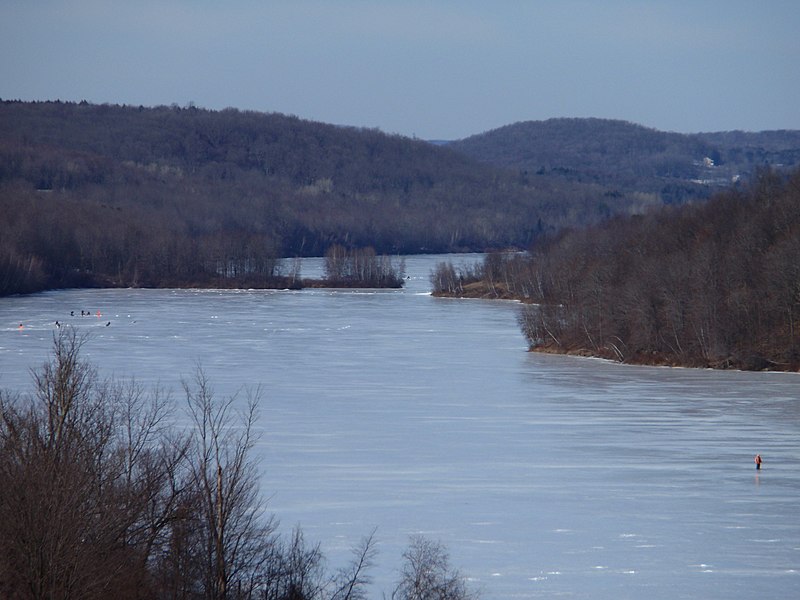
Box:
1, 100, 663, 295
448, 118, 800, 204
5, 101, 798, 296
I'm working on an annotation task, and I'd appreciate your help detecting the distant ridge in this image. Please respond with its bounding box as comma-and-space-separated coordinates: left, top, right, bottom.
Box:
447, 118, 800, 204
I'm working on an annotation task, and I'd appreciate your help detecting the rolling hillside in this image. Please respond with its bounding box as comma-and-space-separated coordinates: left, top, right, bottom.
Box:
448, 118, 800, 204
0, 101, 631, 294
3, 101, 799, 295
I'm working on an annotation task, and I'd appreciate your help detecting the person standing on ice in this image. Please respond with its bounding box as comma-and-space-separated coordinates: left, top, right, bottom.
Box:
755, 454, 762, 470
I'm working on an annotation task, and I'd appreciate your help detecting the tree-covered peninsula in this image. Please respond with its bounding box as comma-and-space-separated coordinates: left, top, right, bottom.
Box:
432, 168, 800, 371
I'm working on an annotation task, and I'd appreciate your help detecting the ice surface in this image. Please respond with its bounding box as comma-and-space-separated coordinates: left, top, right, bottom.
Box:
1, 254, 798, 599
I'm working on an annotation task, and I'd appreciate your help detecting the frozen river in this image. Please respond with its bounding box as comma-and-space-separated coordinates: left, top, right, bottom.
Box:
1, 254, 799, 599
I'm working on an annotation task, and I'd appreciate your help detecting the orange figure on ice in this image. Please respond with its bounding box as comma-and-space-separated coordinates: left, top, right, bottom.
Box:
755, 454, 762, 470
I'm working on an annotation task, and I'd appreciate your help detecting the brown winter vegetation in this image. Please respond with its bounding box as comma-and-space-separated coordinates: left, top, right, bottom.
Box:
3, 102, 799, 297
0, 329, 478, 600
0, 101, 640, 296
13, 102, 794, 297
431, 168, 800, 371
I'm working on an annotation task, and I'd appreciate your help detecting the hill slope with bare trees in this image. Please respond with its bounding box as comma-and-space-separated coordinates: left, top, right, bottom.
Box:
448, 118, 800, 205
1, 101, 650, 295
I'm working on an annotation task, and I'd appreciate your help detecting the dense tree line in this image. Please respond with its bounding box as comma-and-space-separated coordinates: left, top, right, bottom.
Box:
432, 168, 800, 370
696, 129, 800, 170
1, 101, 658, 296
0, 329, 478, 599
449, 118, 800, 205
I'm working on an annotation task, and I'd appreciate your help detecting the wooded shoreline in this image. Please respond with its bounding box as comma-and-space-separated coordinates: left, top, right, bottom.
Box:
431, 167, 800, 373
434, 280, 800, 371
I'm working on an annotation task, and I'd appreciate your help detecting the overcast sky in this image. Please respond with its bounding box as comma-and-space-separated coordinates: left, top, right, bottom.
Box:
2, 1, 799, 139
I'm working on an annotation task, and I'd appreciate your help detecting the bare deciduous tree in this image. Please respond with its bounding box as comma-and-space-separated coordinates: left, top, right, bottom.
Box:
329, 529, 378, 600
0, 331, 394, 600
392, 536, 476, 600
183, 368, 277, 600
0, 328, 187, 599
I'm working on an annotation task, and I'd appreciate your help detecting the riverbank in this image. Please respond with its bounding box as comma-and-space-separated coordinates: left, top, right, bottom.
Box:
1, 275, 404, 298
433, 281, 799, 372
533, 335, 800, 371
430, 280, 521, 301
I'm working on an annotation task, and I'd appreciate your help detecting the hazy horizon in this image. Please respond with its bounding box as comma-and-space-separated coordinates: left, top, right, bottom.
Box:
2, 1, 799, 140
